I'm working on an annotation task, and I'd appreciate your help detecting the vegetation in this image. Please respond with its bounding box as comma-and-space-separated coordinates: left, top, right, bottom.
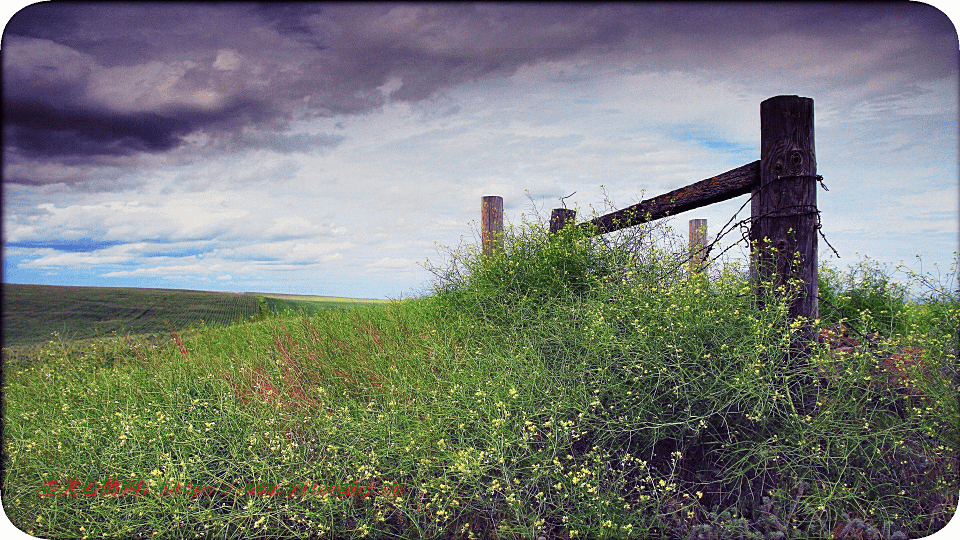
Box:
257, 294, 386, 318
2, 220, 957, 539
1, 285, 383, 350
1, 284, 260, 348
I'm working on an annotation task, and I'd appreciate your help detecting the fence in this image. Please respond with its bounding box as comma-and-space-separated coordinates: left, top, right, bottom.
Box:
480, 95, 819, 329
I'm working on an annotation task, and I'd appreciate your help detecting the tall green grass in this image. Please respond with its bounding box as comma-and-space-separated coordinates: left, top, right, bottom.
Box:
3, 221, 957, 539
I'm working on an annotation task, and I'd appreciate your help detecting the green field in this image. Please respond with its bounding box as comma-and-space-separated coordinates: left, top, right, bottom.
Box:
255, 292, 386, 317
1, 284, 383, 349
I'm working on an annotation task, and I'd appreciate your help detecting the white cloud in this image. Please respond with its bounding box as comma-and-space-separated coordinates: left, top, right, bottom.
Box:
265, 216, 320, 239
369, 257, 410, 268
22, 246, 138, 269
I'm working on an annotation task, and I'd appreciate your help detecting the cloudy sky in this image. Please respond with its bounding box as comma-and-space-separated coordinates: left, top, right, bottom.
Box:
2, 2, 958, 299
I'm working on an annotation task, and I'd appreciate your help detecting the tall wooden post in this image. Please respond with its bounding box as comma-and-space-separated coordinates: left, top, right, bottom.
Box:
688, 219, 707, 274
550, 208, 577, 234
481, 196, 503, 257
751, 95, 818, 331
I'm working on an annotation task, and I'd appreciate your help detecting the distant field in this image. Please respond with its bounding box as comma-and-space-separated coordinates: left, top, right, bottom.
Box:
254, 292, 386, 316
1, 284, 260, 348
1, 284, 385, 348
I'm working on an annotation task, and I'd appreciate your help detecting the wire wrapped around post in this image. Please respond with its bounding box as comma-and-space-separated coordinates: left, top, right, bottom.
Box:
751, 95, 819, 344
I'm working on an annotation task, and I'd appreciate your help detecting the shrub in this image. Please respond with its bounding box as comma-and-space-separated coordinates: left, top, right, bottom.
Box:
818, 260, 910, 336
424, 217, 958, 538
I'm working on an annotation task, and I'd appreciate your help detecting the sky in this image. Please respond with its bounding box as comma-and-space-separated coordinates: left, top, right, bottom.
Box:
2, 2, 958, 300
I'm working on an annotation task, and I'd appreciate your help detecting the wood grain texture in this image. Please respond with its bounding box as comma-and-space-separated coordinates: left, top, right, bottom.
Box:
481, 196, 503, 257
579, 160, 760, 235
751, 95, 818, 328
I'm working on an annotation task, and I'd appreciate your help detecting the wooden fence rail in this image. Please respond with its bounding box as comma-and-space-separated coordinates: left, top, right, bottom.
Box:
566, 160, 759, 235
481, 95, 819, 330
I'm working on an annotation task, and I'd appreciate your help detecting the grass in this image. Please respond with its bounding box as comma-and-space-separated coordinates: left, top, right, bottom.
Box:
1, 284, 260, 348
2, 220, 957, 539
0, 285, 382, 356
255, 293, 387, 317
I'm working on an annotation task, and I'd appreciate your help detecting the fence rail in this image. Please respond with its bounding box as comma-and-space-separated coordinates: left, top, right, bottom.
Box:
480, 95, 819, 334
569, 160, 759, 235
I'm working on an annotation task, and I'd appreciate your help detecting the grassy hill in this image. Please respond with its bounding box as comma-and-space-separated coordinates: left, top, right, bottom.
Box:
2, 225, 957, 539
1, 284, 385, 348
255, 292, 386, 317
1, 284, 260, 347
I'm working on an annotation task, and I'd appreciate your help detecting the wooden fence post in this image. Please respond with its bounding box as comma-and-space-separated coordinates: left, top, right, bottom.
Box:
550, 208, 577, 234
688, 219, 707, 274
481, 196, 503, 257
751, 95, 818, 330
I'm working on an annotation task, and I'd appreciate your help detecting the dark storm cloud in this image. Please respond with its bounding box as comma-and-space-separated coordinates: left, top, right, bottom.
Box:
252, 3, 329, 49
2, 2, 956, 182
4, 3, 266, 67
307, 3, 636, 102
2, 4, 300, 169
3, 95, 274, 158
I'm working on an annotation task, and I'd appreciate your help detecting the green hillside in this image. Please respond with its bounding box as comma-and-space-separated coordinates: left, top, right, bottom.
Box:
1, 284, 259, 347
255, 292, 386, 316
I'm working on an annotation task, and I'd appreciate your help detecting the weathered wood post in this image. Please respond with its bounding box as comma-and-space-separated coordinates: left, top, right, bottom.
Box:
751, 95, 818, 333
688, 219, 707, 274
550, 208, 577, 234
481, 196, 503, 257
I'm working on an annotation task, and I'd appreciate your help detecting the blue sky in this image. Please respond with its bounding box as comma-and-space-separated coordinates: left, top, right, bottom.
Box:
2, 2, 958, 300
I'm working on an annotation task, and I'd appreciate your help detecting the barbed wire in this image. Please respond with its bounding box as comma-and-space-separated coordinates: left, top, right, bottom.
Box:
676, 174, 838, 272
